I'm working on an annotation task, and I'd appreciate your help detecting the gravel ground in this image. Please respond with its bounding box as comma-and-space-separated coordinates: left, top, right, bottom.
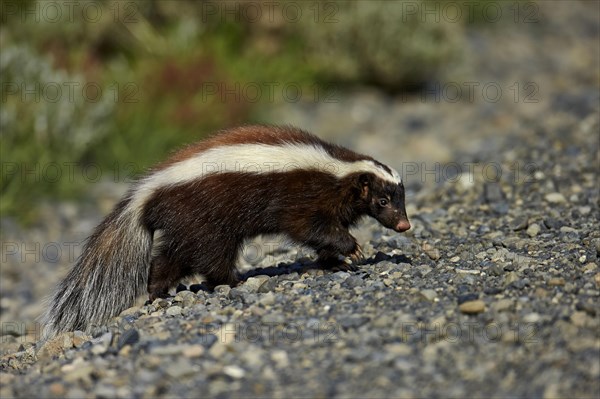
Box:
1, 2, 599, 398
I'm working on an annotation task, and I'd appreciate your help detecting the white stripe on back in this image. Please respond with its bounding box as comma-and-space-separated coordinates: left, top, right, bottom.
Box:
128, 142, 401, 213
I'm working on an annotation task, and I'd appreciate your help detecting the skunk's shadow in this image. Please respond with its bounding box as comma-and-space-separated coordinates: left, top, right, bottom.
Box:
242, 252, 411, 280
184, 253, 412, 294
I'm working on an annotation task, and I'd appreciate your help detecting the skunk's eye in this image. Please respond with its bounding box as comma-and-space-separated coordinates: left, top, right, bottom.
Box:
378, 198, 389, 207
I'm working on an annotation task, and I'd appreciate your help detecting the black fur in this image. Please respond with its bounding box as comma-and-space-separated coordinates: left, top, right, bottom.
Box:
142, 169, 409, 298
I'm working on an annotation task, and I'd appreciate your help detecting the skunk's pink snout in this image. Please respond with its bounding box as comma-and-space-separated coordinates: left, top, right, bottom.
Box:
394, 219, 411, 232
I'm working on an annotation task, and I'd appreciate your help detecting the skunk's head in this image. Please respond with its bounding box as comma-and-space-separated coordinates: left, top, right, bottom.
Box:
357, 173, 411, 233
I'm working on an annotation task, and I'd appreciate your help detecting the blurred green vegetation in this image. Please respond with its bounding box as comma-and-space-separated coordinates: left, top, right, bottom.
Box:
0, 0, 496, 223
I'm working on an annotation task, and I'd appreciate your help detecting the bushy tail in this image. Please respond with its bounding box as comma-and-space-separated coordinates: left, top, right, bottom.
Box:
41, 198, 153, 340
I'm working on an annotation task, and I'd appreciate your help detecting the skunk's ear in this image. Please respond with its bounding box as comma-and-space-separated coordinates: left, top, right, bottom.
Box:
359, 173, 370, 186
358, 173, 371, 199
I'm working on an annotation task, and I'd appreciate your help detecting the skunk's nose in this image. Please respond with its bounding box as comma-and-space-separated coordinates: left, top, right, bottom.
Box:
395, 220, 411, 232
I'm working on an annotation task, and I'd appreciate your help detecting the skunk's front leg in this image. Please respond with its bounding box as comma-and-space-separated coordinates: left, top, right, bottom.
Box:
315, 229, 363, 272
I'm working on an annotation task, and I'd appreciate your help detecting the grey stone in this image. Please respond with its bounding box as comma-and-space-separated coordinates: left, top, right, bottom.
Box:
343, 275, 364, 288
166, 306, 183, 317
545, 193, 566, 203
244, 276, 270, 292
166, 358, 196, 378
526, 223, 541, 237
419, 289, 438, 302
511, 216, 529, 231
117, 329, 140, 349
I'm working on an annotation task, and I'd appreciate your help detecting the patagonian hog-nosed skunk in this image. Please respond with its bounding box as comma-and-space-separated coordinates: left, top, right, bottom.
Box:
42, 125, 410, 338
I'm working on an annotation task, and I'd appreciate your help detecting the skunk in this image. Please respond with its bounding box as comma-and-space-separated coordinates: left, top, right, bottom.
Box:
42, 125, 410, 338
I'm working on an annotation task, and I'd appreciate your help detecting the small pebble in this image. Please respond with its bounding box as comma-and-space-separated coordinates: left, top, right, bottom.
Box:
166, 306, 183, 317
526, 223, 541, 237
548, 278, 566, 287
545, 193, 566, 203
422, 243, 441, 260
223, 365, 246, 379
183, 345, 205, 358
419, 289, 438, 302
457, 293, 479, 304
117, 329, 140, 349
48, 383, 66, 397
459, 300, 486, 314
511, 216, 529, 231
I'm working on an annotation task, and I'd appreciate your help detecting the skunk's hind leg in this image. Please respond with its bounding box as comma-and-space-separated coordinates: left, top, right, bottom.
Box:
148, 254, 185, 301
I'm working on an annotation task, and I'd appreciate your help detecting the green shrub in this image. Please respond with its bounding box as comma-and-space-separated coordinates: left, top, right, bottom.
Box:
294, 1, 464, 90
1, 46, 115, 222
